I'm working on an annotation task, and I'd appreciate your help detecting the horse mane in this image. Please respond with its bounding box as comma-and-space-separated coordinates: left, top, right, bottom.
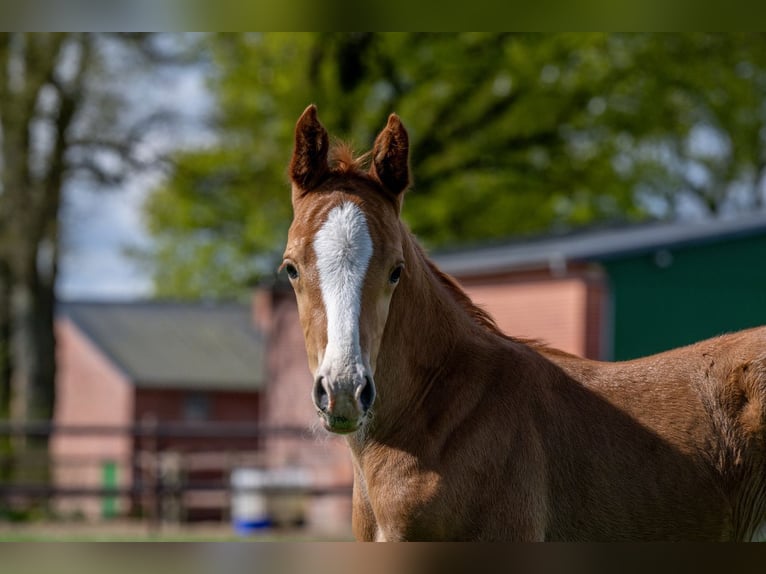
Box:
424, 257, 504, 335
424, 254, 575, 357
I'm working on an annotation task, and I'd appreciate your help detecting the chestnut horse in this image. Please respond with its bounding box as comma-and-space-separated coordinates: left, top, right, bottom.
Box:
282, 105, 766, 541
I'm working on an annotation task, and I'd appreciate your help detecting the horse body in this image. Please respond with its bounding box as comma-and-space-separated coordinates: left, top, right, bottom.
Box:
283, 105, 766, 541
351, 230, 765, 541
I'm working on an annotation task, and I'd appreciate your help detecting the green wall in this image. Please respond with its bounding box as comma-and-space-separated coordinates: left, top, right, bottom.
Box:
602, 234, 766, 361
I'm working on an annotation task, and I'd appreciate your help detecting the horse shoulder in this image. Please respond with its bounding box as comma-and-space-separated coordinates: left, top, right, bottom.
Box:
717, 330, 766, 442
703, 329, 766, 540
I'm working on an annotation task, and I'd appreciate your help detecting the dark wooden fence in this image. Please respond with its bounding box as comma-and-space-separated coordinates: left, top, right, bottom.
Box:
0, 421, 352, 533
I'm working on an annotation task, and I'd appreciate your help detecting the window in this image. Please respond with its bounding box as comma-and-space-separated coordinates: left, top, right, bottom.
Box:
184, 392, 210, 422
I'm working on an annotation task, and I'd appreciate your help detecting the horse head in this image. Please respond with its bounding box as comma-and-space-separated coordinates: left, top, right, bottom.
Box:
282, 105, 410, 434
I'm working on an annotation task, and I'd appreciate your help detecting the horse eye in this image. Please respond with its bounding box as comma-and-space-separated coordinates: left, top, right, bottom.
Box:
389, 265, 403, 284
284, 263, 299, 280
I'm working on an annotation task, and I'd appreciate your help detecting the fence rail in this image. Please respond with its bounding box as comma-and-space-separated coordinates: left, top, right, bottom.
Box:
0, 421, 314, 438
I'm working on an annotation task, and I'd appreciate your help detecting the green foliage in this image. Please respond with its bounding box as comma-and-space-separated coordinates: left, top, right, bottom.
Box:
145, 34, 313, 299
144, 33, 766, 299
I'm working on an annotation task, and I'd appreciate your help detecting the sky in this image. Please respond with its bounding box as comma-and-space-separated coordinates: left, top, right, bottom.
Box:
57, 58, 214, 302
58, 172, 158, 300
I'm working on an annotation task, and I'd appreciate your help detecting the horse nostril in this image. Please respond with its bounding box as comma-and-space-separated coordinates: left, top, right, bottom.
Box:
313, 376, 329, 412
359, 376, 376, 412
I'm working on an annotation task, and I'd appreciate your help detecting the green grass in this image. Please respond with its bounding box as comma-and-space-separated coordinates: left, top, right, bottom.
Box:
0, 523, 353, 542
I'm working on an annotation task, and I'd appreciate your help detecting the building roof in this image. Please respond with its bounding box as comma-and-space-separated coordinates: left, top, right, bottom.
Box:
434, 213, 766, 277
61, 301, 265, 391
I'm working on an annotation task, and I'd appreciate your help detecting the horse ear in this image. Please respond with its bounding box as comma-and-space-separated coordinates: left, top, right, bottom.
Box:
290, 104, 329, 194
370, 114, 410, 200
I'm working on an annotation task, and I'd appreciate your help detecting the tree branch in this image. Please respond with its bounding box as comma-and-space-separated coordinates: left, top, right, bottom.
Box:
22, 33, 66, 127
65, 158, 126, 186
0, 34, 9, 103
30, 34, 90, 246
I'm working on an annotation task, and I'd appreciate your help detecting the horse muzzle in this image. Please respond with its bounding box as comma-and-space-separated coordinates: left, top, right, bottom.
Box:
312, 373, 376, 434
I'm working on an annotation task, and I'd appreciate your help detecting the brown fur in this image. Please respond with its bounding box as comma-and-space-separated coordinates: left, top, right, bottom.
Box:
284, 106, 766, 541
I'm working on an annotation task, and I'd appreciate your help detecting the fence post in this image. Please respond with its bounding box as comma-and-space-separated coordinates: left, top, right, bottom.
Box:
159, 451, 181, 525
139, 415, 162, 536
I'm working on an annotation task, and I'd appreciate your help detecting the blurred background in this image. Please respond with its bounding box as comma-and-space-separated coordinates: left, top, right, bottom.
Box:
2, 32, 766, 540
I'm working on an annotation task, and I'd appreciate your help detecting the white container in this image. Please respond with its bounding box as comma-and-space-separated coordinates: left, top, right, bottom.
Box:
230, 468, 270, 534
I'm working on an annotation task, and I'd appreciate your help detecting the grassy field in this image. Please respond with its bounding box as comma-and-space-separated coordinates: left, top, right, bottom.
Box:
0, 520, 353, 541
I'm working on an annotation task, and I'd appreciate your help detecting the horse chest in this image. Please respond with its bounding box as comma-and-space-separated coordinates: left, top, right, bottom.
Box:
359, 459, 523, 540
356, 456, 458, 541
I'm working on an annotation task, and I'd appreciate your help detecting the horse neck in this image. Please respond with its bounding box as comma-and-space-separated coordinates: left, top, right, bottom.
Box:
355, 226, 500, 447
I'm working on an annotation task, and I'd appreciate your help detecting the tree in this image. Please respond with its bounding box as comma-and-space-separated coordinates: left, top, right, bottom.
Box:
0, 33, 194, 430
144, 33, 766, 300
622, 34, 766, 217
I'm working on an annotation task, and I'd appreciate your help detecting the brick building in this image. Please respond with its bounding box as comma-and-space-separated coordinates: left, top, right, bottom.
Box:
52, 301, 265, 520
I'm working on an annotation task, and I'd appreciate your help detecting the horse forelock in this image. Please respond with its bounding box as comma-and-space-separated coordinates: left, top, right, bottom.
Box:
293, 141, 402, 210
329, 141, 370, 174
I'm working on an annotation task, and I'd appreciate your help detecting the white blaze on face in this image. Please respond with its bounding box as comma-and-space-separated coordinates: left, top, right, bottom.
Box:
313, 202, 373, 379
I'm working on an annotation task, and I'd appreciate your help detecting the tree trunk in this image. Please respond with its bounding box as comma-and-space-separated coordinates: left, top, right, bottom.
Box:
0, 261, 11, 417
6, 258, 56, 494
0, 262, 12, 482
34, 246, 57, 425
9, 265, 56, 426
9, 277, 36, 426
